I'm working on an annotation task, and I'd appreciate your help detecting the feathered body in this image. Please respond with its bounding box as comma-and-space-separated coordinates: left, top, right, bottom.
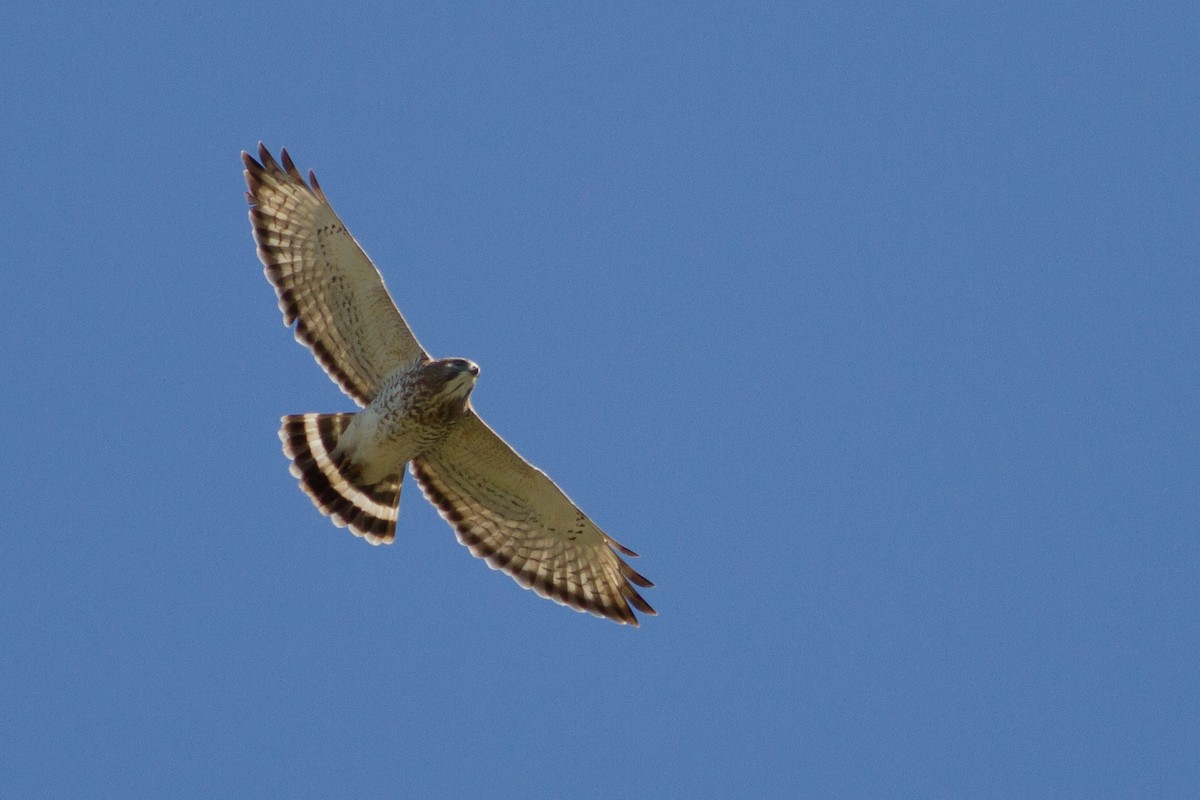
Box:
338, 357, 479, 484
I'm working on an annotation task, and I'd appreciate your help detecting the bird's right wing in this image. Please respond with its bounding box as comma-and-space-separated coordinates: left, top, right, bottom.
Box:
411, 412, 655, 625
244, 144, 427, 406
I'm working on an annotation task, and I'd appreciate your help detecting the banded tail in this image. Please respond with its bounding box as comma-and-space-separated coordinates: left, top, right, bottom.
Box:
279, 413, 401, 545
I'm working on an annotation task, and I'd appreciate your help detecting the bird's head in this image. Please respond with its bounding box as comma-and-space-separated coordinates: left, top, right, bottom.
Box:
425, 357, 480, 410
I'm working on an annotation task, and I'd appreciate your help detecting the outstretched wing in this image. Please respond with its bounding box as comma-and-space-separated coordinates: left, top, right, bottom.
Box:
244, 144, 427, 406
411, 413, 655, 625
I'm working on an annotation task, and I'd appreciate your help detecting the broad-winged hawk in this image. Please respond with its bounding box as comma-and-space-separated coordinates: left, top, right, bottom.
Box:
244, 145, 654, 625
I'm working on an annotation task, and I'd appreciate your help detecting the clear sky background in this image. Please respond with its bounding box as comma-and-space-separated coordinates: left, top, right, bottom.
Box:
2, 3, 1196, 797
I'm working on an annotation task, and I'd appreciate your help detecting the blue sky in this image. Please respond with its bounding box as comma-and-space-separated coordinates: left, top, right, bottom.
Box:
2, 2, 1196, 796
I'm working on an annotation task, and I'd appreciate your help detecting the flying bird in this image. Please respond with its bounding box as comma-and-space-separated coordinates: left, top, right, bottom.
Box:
243, 145, 655, 625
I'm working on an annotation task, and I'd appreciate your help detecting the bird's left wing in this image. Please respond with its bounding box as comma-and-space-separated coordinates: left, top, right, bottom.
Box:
411, 413, 655, 625
244, 144, 427, 406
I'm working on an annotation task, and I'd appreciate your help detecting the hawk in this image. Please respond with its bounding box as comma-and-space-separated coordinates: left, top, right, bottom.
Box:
243, 144, 654, 625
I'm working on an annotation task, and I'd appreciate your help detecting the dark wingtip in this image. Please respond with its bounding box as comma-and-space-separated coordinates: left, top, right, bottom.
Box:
242, 148, 266, 182
621, 562, 654, 588
281, 148, 305, 182
626, 590, 656, 616
257, 142, 279, 170
243, 150, 265, 202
